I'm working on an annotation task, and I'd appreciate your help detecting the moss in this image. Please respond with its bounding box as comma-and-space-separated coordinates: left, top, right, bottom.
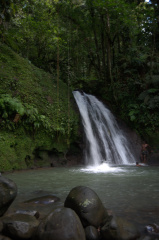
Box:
0, 129, 34, 171
80, 199, 92, 207
0, 42, 79, 171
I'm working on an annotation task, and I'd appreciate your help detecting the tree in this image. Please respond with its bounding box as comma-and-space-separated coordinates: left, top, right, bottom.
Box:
1, 0, 158, 137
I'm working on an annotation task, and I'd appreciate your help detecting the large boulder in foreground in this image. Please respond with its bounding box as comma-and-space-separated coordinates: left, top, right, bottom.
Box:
0, 176, 17, 217
34, 207, 86, 240
64, 186, 109, 228
0, 235, 12, 240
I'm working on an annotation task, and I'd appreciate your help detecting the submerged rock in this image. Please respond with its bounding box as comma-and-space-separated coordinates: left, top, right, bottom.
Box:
34, 206, 86, 240
24, 195, 60, 204
0, 235, 12, 240
0, 220, 3, 232
64, 186, 109, 228
100, 216, 140, 240
85, 226, 100, 240
145, 223, 159, 236
15, 210, 40, 219
0, 176, 17, 217
2, 213, 39, 239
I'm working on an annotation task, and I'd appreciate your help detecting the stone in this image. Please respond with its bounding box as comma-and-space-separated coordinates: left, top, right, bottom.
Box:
0, 177, 17, 217
34, 207, 86, 240
85, 226, 100, 240
0, 220, 3, 232
139, 236, 153, 240
64, 186, 109, 228
101, 216, 140, 240
24, 195, 60, 204
0, 235, 12, 240
145, 223, 159, 236
15, 210, 40, 219
2, 213, 39, 239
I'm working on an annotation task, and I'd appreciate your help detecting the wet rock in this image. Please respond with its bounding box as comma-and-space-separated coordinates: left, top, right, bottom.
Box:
24, 195, 60, 204
15, 210, 40, 219
138, 236, 153, 240
0, 220, 3, 232
34, 206, 86, 240
145, 223, 159, 236
2, 213, 39, 239
100, 216, 140, 240
64, 186, 109, 228
0, 235, 12, 240
8, 197, 63, 221
100, 215, 118, 240
85, 226, 100, 240
0, 177, 17, 217
149, 153, 159, 165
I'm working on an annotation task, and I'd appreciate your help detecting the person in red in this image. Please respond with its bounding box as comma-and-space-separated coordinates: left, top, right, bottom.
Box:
136, 162, 141, 166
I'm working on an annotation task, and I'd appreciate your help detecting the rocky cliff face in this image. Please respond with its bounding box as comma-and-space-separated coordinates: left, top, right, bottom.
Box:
118, 118, 158, 165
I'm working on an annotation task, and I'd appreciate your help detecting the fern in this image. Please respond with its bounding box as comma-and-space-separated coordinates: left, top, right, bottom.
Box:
0, 94, 55, 134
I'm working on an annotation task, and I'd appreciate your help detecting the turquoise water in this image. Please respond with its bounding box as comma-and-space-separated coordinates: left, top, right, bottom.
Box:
3, 164, 159, 230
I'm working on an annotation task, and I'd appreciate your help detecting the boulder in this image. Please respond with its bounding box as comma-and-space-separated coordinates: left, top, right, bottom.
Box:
0, 220, 3, 232
34, 207, 86, 240
21, 195, 62, 220
138, 236, 153, 240
2, 213, 39, 239
64, 186, 109, 228
85, 226, 100, 240
100, 216, 140, 240
0, 177, 17, 217
145, 223, 159, 236
15, 210, 40, 219
0, 235, 12, 240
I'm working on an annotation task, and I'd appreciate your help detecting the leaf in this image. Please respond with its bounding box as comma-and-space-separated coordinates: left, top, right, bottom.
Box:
138, 91, 148, 101
130, 115, 136, 121
34, 122, 40, 129
147, 88, 159, 94
2, 112, 8, 119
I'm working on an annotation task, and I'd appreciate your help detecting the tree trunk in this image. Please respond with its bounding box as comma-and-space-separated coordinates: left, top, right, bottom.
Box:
101, 14, 107, 81
89, 5, 101, 78
105, 9, 113, 84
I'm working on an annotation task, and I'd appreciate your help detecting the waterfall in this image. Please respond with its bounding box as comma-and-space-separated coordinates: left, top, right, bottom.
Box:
73, 91, 136, 166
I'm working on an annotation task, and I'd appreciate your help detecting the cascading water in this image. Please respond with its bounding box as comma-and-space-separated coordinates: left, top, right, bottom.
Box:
73, 91, 136, 166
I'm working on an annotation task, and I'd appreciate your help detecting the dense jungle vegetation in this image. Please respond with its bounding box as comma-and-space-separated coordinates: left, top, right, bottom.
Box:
0, 0, 159, 170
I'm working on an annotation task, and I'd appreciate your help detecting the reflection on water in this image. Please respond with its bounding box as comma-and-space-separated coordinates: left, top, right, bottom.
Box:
79, 163, 129, 173
3, 165, 159, 229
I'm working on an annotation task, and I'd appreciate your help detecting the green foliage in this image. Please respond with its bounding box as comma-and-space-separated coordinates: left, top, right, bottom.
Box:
0, 128, 35, 171
0, 42, 79, 171
112, 75, 159, 137
0, 94, 24, 117
0, 94, 53, 134
0, 0, 159, 151
0, 0, 17, 23
0, 42, 78, 138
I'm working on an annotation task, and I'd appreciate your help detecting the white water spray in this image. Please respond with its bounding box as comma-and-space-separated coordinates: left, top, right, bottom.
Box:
73, 91, 135, 166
